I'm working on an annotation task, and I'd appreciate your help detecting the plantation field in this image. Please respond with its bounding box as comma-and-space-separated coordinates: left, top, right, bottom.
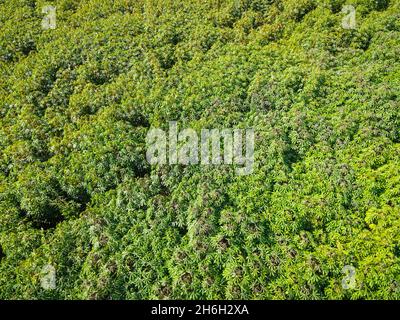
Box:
0, 0, 400, 299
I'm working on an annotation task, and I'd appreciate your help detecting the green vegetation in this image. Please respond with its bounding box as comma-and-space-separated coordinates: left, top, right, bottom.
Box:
0, 0, 399, 299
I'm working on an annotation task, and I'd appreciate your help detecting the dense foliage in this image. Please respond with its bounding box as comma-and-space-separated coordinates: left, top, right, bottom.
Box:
0, 0, 399, 299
